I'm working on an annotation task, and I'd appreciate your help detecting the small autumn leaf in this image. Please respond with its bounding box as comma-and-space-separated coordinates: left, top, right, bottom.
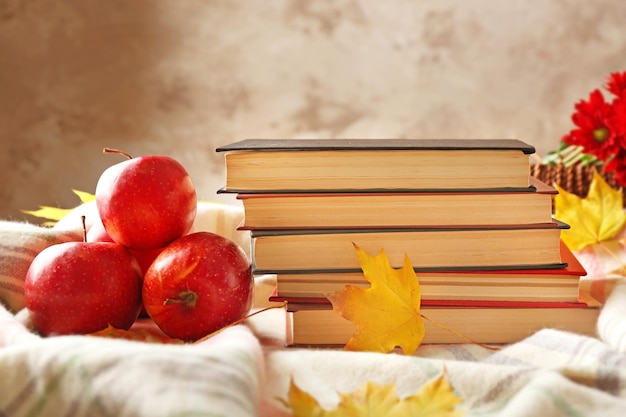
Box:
22, 189, 95, 226
72, 189, 96, 204
21, 206, 74, 226
554, 171, 626, 250
280, 378, 333, 417
327, 243, 424, 355
397, 370, 465, 417
89, 324, 184, 344
281, 370, 465, 417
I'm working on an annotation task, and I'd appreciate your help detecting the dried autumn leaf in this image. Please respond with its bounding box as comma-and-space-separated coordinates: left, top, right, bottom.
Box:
22, 189, 95, 225
396, 370, 465, 417
327, 244, 424, 355
554, 171, 626, 250
21, 206, 74, 226
89, 324, 184, 344
281, 378, 332, 417
72, 189, 96, 204
282, 371, 465, 417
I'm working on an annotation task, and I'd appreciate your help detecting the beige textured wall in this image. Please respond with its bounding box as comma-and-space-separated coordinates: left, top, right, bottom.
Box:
1, 0, 625, 221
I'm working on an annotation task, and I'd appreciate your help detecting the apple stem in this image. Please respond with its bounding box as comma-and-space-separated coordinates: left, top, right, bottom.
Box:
164, 290, 198, 308
103, 148, 132, 160
81, 215, 87, 242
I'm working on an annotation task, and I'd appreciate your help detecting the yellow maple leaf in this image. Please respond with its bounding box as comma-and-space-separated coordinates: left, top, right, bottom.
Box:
72, 189, 96, 204
21, 206, 74, 226
554, 171, 626, 250
281, 378, 330, 417
282, 371, 465, 417
396, 370, 465, 417
22, 189, 95, 226
327, 243, 424, 355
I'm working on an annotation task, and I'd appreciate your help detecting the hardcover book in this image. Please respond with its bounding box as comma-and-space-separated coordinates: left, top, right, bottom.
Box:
217, 139, 536, 193
251, 220, 569, 273
285, 301, 600, 346
271, 242, 585, 302
237, 176, 556, 230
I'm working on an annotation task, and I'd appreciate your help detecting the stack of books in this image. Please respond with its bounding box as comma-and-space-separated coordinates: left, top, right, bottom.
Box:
216, 139, 599, 346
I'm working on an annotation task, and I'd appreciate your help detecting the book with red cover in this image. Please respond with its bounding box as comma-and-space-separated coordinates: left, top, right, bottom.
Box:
282, 298, 592, 311
270, 241, 586, 303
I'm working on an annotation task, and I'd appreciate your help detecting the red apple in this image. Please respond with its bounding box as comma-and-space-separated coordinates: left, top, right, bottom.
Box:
130, 247, 165, 275
86, 217, 163, 318
142, 232, 254, 341
87, 218, 164, 275
25, 241, 144, 336
95, 149, 197, 250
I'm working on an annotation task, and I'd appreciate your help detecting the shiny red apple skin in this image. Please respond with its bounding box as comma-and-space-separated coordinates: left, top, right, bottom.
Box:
142, 232, 254, 341
87, 218, 163, 318
95, 154, 197, 250
129, 247, 165, 275
24, 241, 144, 336
87, 219, 164, 275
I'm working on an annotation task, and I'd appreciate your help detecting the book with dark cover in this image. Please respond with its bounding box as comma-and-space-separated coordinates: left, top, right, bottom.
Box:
237, 176, 556, 230
271, 242, 586, 302
216, 138, 536, 193
216, 138, 536, 153
251, 220, 569, 273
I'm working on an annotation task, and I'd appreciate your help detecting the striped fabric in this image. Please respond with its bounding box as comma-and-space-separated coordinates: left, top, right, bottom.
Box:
262, 320, 626, 416
0, 221, 82, 313
575, 238, 626, 306
0, 209, 262, 417
598, 283, 626, 353
0, 303, 263, 417
2, 204, 626, 416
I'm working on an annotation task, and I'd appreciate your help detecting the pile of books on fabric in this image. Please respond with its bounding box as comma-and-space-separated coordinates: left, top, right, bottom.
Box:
217, 139, 599, 346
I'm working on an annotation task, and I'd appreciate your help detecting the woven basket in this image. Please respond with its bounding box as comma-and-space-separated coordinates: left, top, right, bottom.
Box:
530, 163, 621, 198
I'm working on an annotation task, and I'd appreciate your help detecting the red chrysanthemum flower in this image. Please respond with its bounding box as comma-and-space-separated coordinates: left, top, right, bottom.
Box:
604, 148, 626, 186
564, 89, 617, 161
615, 170, 626, 187
606, 71, 626, 98
607, 97, 626, 138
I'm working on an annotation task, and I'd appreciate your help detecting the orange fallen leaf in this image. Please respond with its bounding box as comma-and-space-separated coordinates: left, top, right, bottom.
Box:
89, 324, 184, 344
281, 370, 465, 417
327, 243, 424, 355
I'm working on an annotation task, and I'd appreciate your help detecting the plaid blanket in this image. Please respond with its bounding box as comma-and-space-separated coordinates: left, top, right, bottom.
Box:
253, 277, 626, 416
1, 204, 626, 416
0, 305, 262, 417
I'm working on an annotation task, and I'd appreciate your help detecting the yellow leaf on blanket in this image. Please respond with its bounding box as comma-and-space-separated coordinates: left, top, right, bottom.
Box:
327, 244, 425, 355
282, 371, 465, 417
21, 206, 73, 225
554, 171, 626, 250
22, 190, 96, 225
72, 189, 96, 203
